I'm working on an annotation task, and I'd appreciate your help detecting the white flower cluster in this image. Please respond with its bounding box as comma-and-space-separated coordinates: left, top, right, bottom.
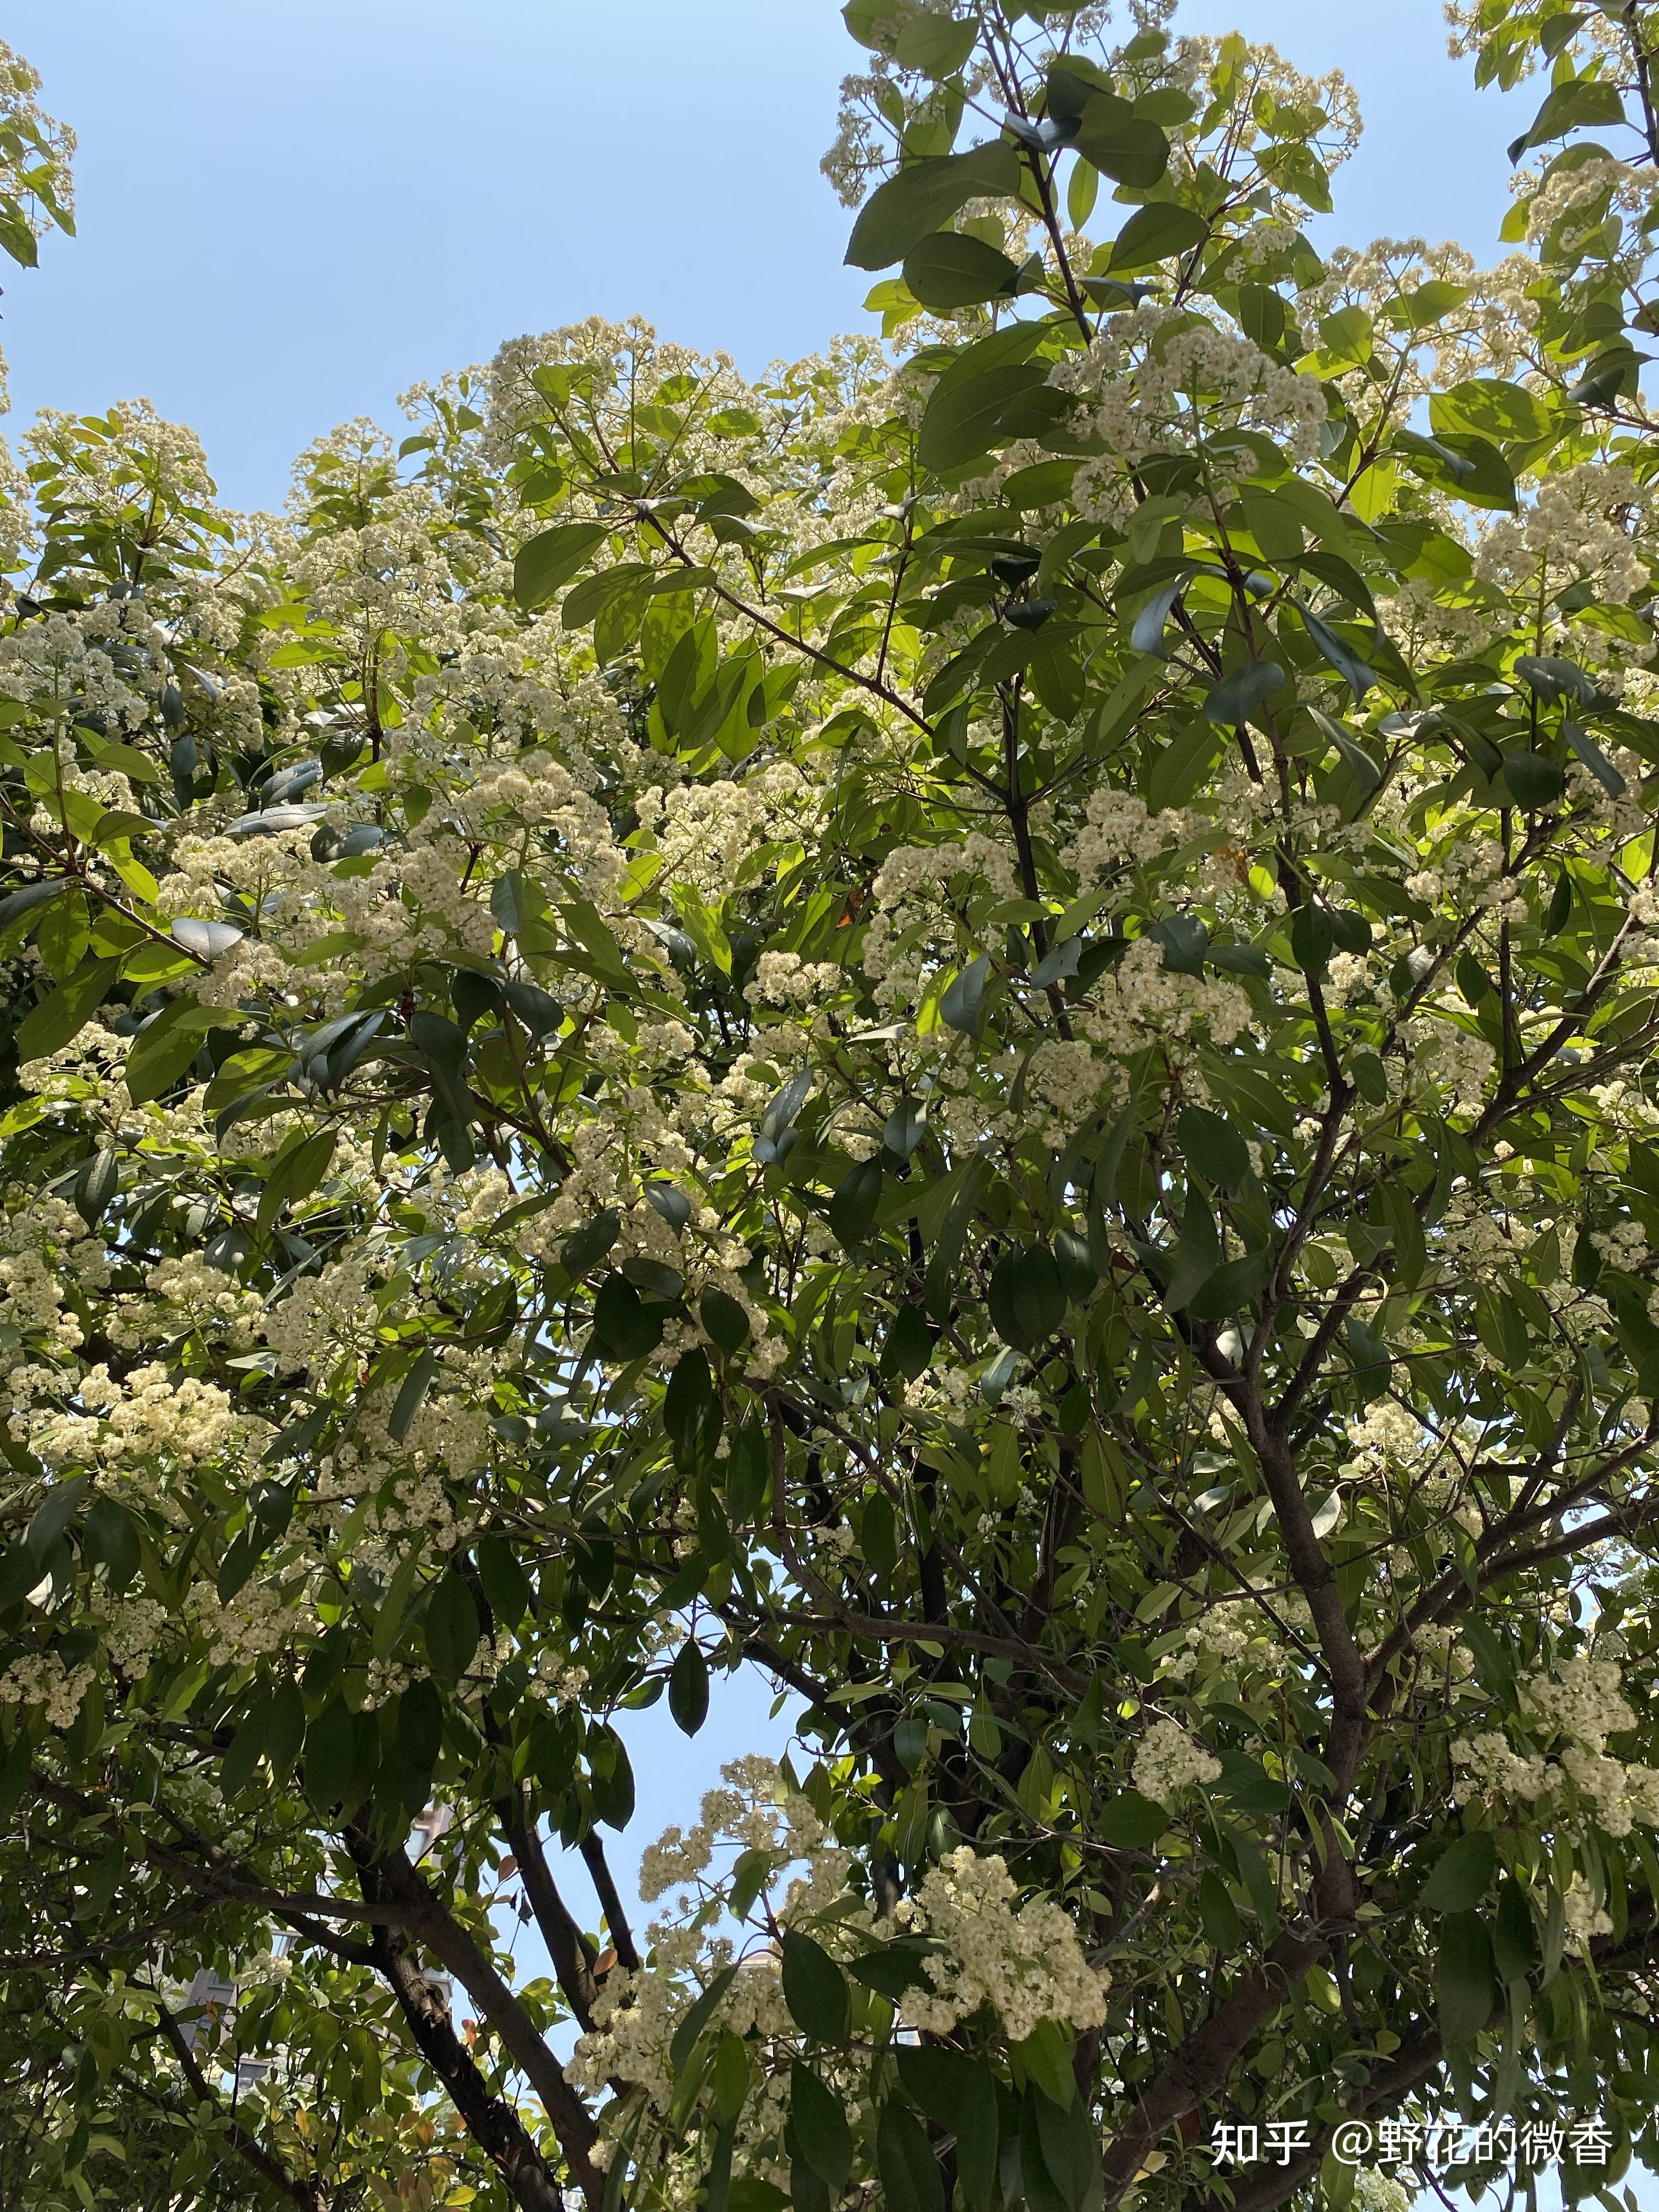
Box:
1132, 1717, 1223, 1803
1453, 1651, 1659, 1836
895, 1846, 1111, 2044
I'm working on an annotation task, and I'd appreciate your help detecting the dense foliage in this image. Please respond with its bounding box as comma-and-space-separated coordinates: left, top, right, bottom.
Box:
10, 2, 1659, 2208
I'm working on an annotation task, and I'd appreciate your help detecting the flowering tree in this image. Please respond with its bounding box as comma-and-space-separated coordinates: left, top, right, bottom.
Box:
8, 0, 1659, 2207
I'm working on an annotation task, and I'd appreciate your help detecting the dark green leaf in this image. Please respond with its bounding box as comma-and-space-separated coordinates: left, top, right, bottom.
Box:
904, 232, 1020, 309
1437, 1910, 1497, 2046
425, 1570, 481, 1687
665, 1348, 723, 1471
847, 1941, 942, 2000
881, 1304, 934, 1381
1507, 75, 1626, 165
1096, 1792, 1167, 1848
877, 2098, 945, 2212
388, 1350, 437, 1442
1501, 749, 1567, 810
1163, 1190, 1219, 1311
72, 1147, 120, 1228
1493, 1877, 1536, 1984
303, 1696, 358, 1811
1420, 1829, 1497, 1915
591, 1273, 667, 1361
669, 1639, 710, 1735
514, 523, 612, 610
1177, 1106, 1250, 1190
1109, 200, 1208, 271
16, 957, 120, 1062
940, 954, 990, 1035
828, 1156, 885, 1248
669, 1964, 741, 2072
789, 2064, 853, 2196
702, 1286, 752, 1357
478, 1535, 532, 1629
83, 1497, 140, 1593
1204, 659, 1284, 728
563, 1209, 622, 1277
1298, 606, 1375, 700
846, 142, 1021, 270
780, 1931, 850, 2042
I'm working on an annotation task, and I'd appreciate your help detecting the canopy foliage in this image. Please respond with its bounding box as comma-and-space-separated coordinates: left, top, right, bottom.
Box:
6, 3, 1659, 2210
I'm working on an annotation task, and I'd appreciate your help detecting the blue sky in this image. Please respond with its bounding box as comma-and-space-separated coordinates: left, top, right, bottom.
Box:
5, 0, 1534, 513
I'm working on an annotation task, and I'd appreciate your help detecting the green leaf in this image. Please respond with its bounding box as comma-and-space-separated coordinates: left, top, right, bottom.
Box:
1176, 1106, 1250, 1190
1420, 1829, 1497, 1915
896, 2048, 997, 2212
1029, 2086, 1098, 2212
1507, 75, 1626, 166
789, 2064, 853, 2196
1437, 1910, 1497, 2047
15, 956, 120, 1062
1307, 706, 1383, 794
123, 996, 219, 1104
847, 1941, 943, 2000
1130, 570, 1190, 657
1149, 913, 1208, 974
591, 1273, 667, 1361
665, 1348, 723, 1471
1566, 717, 1626, 795
1015, 2019, 1075, 2108
1346, 1315, 1391, 1401
1096, 1792, 1167, 1847
881, 1304, 934, 1382
425, 1570, 481, 1687
916, 362, 1062, 473
563, 1209, 622, 1278
388, 1348, 437, 1442
83, 1497, 140, 1593
669, 1963, 741, 2072
1297, 606, 1375, 700
729, 1850, 772, 1923
304, 1696, 358, 1811
780, 1931, 850, 2042
72, 1147, 120, 1228
903, 232, 1020, 309
0, 1730, 32, 1825
1198, 1870, 1242, 1951
1501, 749, 1567, 810
860, 1490, 901, 1576
1109, 200, 1208, 272
1072, 94, 1169, 188
1493, 1877, 1536, 1984
877, 2098, 945, 2212
669, 1639, 710, 1735
894, 12, 977, 75
1163, 1190, 1220, 1311
513, 523, 611, 610
1203, 659, 1284, 727
1430, 377, 1554, 444
828, 1156, 885, 1248
1145, 720, 1224, 810
1382, 279, 1472, 330
940, 954, 990, 1035
989, 1243, 1066, 1350
845, 141, 1021, 270
702, 1287, 752, 1358
477, 1534, 532, 1629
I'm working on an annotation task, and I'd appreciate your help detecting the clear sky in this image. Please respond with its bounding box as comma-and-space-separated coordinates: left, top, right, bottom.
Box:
4, 0, 1536, 514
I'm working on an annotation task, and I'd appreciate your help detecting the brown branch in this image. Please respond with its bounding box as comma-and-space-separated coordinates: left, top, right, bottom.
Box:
500, 1791, 603, 2034
579, 1833, 641, 1976
351, 1831, 605, 2207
